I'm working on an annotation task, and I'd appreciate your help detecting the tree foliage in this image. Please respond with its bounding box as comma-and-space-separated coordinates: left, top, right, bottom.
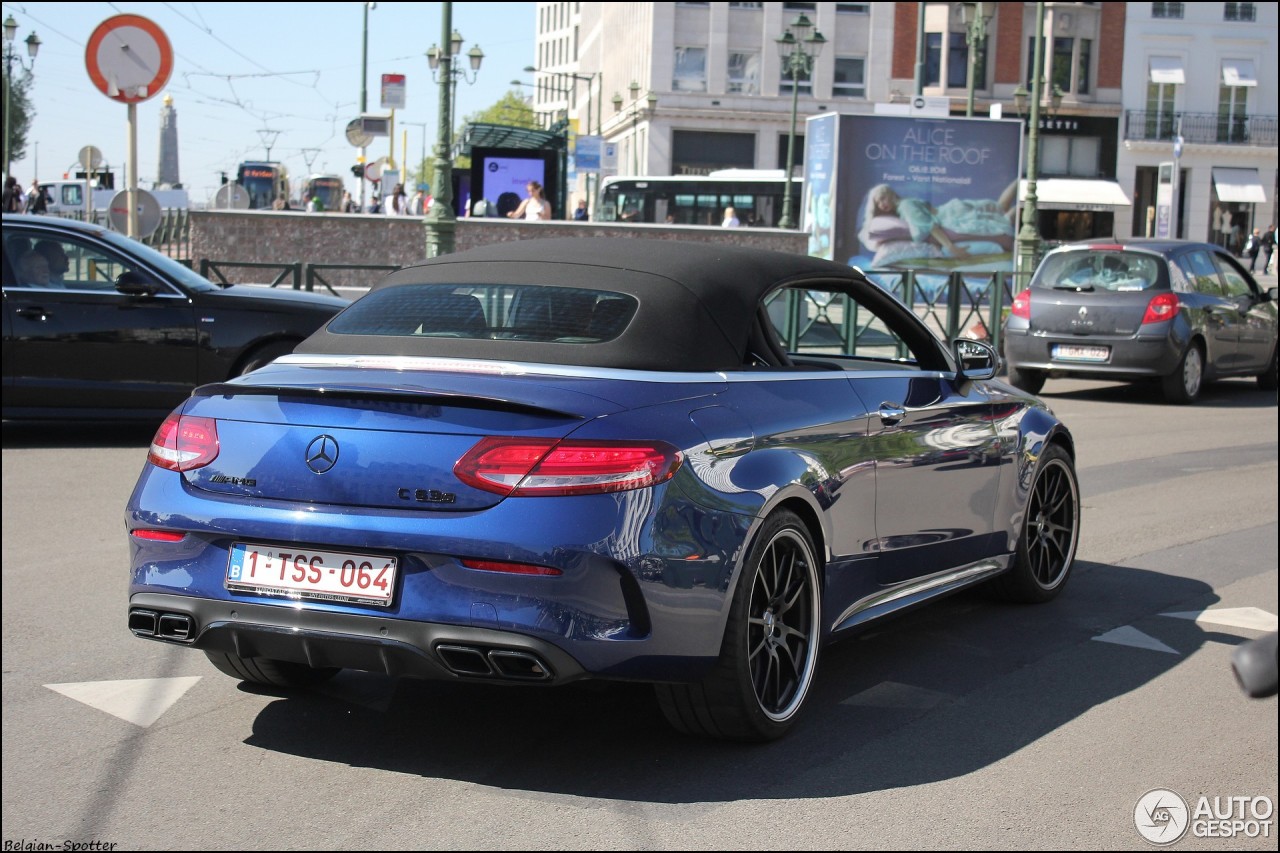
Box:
2, 69, 35, 173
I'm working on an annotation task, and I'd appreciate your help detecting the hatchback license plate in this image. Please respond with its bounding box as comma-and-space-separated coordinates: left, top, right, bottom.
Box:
226, 543, 397, 606
1052, 344, 1110, 362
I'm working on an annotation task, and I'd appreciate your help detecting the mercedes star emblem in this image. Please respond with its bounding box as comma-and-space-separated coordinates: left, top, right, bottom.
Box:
305, 434, 339, 474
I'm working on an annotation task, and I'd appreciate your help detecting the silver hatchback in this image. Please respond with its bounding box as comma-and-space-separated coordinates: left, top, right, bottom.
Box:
1003, 240, 1278, 404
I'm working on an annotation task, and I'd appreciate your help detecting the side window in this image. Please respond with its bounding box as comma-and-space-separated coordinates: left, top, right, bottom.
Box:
1180, 251, 1224, 297
764, 284, 924, 367
61, 185, 83, 207
1210, 252, 1257, 299
5, 231, 168, 293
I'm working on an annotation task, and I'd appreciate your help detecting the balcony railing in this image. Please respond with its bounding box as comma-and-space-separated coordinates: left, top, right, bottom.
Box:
1124, 110, 1277, 147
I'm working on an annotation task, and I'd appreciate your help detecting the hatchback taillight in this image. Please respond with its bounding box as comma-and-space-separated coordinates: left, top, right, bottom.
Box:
454, 437, 682, 497
147, 412, 220, 471
1011, 289, 1031, 319
1141, 292, 1180, 325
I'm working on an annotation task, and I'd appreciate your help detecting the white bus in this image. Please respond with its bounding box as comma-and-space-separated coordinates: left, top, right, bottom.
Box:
598, 169, 802, 226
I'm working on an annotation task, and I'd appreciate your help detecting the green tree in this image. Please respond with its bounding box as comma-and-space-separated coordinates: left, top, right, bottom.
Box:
3, 68, 35, 173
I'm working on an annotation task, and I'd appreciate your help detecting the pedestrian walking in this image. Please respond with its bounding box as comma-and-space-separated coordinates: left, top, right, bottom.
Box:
1262, 225, 1276, 275
3, 176, 24, 212
1246, 228, 1262, 272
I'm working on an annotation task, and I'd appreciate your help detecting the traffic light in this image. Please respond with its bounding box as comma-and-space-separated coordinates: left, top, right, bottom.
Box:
351, 164, 364, 179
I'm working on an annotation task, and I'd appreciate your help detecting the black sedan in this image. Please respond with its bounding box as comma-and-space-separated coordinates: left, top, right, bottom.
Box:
2, 214, 348, 421
1004, 239, 1278, 404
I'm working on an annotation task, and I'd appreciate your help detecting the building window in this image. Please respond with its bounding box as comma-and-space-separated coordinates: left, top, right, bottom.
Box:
1052, 37, 1073, 94
783, 2, 817, 11
729, 2, 763, 8
836, 3, 870, 12
1224, 3, 1256, 21
780, 62, 812, 96
1146, 82, 1177, 139
1218, 83, 1248, 142
1151, 3, 1184, 18
1040, 136, 1100, 177
728, 52, 760, 94
925, 33, 942, 87
673, 46, 708, 93
777, 133, 806, 171
833, 57, 866, 98
946, 32, 987, 90
1078, 39, 1092, 95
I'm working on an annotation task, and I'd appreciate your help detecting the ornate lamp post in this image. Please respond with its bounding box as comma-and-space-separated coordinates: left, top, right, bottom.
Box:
611, 82, 657, 176
960, 2, 993, 118
776, 14, 825, 230
3, 14, 41, 182
423, 2, 482, 257
1015, 1, 1048, 278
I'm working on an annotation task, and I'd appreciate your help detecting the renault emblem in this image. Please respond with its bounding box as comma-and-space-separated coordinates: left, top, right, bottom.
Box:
305, 435, 339, 474
1079, 306, 1088, 318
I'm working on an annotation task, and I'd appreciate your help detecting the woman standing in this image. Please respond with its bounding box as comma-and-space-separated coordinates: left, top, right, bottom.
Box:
509, 181, 551, 220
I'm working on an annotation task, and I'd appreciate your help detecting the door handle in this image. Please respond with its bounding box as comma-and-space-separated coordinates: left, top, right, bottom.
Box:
878, 402, 906, 425
15, 307, 49, 320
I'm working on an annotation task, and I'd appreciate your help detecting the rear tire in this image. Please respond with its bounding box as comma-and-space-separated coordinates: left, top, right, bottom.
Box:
236, 341, 297, 377
1162, 342, 1204, 404
656, 510, 822, 741
1257, 348, 1278, 392
1007, 365, 1046, 395
204, 651, 339, 688
988, 444, 1080, 604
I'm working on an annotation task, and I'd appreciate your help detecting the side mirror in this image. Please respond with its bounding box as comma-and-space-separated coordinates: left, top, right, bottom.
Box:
954, 338, 999, 381
115, 269, 161, 296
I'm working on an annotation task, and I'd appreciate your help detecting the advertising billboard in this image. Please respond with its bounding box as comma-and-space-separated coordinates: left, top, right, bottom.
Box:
804, 114, 1023, 274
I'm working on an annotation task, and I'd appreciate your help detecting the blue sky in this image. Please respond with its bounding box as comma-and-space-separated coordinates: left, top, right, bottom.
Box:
5, 1, 536, 202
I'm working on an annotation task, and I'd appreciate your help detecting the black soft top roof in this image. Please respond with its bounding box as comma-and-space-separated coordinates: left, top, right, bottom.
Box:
297, 238, 863, 371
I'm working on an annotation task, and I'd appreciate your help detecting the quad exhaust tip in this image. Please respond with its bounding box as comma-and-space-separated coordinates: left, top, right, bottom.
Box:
436, 644, 552, 681
129, 608, 194, 642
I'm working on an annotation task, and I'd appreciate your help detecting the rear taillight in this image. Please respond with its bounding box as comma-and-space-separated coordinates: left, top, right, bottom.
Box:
130, 529, 187, 542
455, 437, 682, 497
147, 412, 220, 471
459, 558, 562, 576
1011, 289, 1031, 319
1141, 292, 1180, 325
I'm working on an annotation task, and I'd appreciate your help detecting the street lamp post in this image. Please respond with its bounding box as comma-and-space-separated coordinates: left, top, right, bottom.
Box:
611, 82, 657, 176
529, 67, 602, 218
776, 14, 825, 230
3, 15, 41, 182
423, 2, 482, 257
358, 2, 375, 213
960, 2, 993, 118
1015, 1, 1048, 278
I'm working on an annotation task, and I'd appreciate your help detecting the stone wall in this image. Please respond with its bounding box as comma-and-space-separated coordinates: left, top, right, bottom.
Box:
189, 210, 809, 291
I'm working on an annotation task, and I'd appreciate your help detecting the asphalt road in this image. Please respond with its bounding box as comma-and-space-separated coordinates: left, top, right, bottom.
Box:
2, 377, 1275, 851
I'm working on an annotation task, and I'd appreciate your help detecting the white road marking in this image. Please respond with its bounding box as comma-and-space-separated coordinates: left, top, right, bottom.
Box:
1160, 606, 1278, 633
44, 677, 202, 727
1091, 626, 1180, 655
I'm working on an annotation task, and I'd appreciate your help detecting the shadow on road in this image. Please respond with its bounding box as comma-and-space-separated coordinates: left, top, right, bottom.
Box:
242, 559, 1217, 803
1038, 377, 1275, 410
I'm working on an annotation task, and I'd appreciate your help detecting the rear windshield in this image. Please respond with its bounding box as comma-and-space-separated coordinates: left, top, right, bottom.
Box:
1035, 251, 1163, 292
327, 284, 638, 343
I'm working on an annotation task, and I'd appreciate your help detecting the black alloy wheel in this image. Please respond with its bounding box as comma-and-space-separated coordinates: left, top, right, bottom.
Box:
990, 444, 1080, 603
655, 510, 822, 741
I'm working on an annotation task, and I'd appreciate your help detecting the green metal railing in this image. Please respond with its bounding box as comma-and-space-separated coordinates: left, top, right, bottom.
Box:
775, 268, 1034, 358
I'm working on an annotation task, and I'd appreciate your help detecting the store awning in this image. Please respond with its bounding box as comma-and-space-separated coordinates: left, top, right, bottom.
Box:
1019, 179, 1132, 211
1212, 168, 1267, 203
1149, 56, 1186, 85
